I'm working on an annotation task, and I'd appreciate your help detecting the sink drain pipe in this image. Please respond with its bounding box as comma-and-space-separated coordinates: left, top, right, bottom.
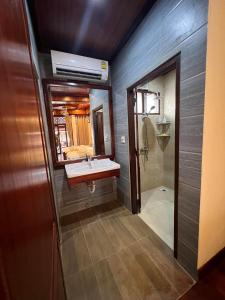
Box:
87, 181, 96, 193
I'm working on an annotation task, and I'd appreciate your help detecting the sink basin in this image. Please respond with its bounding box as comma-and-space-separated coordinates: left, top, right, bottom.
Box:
65, 159, 120, 186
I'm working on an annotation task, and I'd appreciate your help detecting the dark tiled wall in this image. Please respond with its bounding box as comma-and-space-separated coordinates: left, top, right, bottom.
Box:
54, 169, 116, 215
111, 0, 208, 278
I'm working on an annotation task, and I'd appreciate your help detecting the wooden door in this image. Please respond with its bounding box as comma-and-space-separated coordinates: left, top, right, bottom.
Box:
96, 111, 105, 154
93, 107, 105, 155
0, 0, 66, 299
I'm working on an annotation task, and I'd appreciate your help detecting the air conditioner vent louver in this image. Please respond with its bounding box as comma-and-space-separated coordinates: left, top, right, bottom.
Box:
56, 67, 102, 80
51, 50, 108, 83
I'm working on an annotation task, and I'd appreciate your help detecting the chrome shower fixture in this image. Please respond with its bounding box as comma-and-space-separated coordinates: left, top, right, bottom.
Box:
142, 105, 156, 120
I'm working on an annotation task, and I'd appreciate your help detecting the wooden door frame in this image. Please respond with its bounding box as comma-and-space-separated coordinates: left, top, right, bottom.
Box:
127, 54, 180, 257
43, 78, 115, 168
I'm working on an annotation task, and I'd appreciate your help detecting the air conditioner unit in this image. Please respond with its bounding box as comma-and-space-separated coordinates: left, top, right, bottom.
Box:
51, 50, 108, 83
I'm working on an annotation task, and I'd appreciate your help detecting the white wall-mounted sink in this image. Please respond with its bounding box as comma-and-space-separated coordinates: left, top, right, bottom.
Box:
65, 159, 120, 186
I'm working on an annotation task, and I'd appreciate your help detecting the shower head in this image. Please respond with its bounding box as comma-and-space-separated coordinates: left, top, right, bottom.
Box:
142, 105, 156, 121
149, 105, 155, 112
142, 114, 149, 121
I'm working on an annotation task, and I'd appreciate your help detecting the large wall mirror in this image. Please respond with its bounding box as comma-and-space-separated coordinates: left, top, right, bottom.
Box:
43, 79, 115, 167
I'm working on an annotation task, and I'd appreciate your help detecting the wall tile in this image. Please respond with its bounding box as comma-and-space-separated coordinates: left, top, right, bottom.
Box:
179, 152, 202, 188
177, 240, 198, 280
178, 183, 200, 223
180, 115, 204, 153
111, 0, 208, 278
178, 212, 199, 252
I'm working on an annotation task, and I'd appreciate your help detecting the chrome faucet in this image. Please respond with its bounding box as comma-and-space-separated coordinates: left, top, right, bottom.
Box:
85, 154, 91, 162
85, 155, 93, 167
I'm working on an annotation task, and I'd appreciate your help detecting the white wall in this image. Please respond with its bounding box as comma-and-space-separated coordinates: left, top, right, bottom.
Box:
89, 89, 112, 156
163, 70, 176, 189
138, 71, 176, 192
138, 77, 164, 191
198, 0, 225, 268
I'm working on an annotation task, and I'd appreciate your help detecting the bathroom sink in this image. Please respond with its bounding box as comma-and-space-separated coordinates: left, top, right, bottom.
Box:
65, 158, 120, 186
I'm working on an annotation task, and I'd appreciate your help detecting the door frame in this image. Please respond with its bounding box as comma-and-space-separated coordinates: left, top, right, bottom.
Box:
127, 54, 180, 257
92, 104, 105, 155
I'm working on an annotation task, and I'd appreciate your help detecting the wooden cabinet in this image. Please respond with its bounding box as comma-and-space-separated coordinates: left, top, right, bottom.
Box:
0, 0, 66, 299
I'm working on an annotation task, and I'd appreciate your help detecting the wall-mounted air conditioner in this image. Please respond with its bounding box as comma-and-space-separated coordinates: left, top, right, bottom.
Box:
51, 50, 108, 83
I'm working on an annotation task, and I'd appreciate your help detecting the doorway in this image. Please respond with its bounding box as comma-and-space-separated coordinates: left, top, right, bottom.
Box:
127, 54, 180, 256
92, 104, 105, 155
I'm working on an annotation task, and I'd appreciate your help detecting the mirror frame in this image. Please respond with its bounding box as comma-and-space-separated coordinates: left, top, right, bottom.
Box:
42, 78, 115, 168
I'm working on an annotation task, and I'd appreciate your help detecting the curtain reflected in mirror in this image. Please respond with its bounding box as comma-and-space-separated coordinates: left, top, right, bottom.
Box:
49, 84, 112, 162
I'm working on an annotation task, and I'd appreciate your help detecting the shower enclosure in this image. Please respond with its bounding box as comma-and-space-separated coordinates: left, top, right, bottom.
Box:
127, 55, 180, 255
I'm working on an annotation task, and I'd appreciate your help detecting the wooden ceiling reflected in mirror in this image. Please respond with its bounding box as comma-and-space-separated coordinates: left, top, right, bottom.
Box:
50, 85, 90, 117
43, 79, 115, 167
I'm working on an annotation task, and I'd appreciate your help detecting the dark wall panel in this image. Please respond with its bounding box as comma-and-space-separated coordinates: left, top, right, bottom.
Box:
54, 169, 116, 215
111, 0, 208, 278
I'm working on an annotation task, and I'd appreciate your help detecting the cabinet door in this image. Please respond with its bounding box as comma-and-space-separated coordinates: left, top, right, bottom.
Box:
0, 0, 65, 299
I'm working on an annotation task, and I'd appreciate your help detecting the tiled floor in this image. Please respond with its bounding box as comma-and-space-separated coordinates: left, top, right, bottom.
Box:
139, 186, 174, 249
60, 201, 193, 300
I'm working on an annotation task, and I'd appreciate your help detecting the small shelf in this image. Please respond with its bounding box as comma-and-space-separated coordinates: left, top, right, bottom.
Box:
156, 134, 170, 137
156, 121, 171, 125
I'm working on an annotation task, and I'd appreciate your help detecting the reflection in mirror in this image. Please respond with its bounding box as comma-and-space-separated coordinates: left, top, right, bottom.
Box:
49, 84, 112, 162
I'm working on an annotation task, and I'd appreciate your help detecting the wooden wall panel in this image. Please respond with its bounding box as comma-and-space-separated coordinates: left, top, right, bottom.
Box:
111, 0, 208, 278
0, 0, 65, 299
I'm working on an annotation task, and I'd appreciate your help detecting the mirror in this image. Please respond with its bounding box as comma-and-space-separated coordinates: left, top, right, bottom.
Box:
43, 79, 114, 166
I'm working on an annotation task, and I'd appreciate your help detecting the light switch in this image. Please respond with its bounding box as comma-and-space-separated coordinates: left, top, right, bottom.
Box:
121, 136, 126, 144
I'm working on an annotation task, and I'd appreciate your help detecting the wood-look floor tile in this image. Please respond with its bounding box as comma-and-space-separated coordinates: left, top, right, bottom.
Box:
100, 216, 136, 250
139, 235, 193, 294
61, 203, 193, 300
65, 272, 86, 300
62, 228, 91, 276
119, 214, 152, 240
94, 259, 123, 300
118, 243, 161, 300
61, 230, 78, 276
65, 266, 101, 300
83, 221, 116, 263
73, 227, 92, 272
107, 254, 142, 300
130, 243, 178, 299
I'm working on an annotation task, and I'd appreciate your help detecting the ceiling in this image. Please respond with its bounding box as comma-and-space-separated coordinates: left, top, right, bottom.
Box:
50, 85, 90, 97
50, 84, 90, 114
28, 0, 156, 61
